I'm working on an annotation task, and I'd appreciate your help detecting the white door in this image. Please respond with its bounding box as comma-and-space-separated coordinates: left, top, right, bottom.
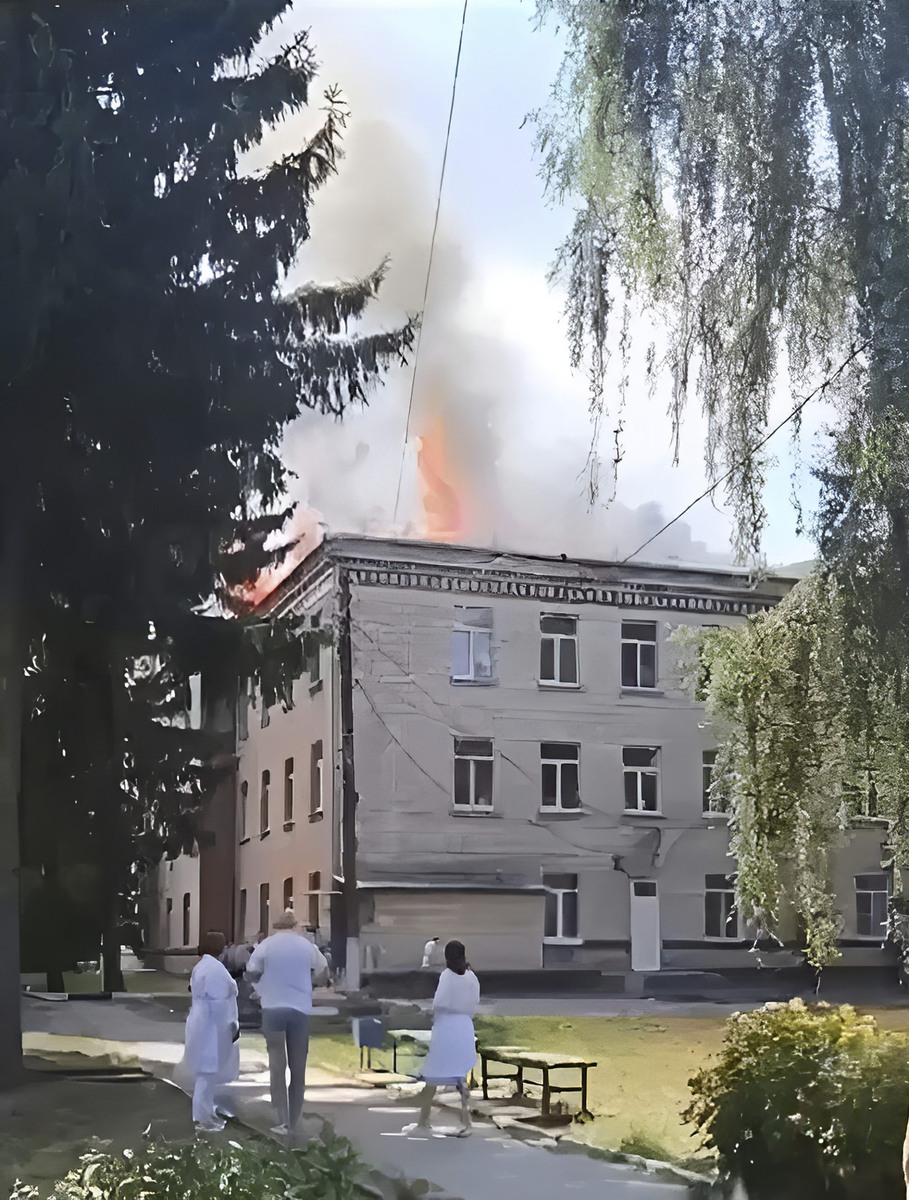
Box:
630, 879, 661, 971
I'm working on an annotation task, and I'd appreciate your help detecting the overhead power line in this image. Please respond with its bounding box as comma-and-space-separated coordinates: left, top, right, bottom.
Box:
620, 341, 870, 565
392, 0, 469, 522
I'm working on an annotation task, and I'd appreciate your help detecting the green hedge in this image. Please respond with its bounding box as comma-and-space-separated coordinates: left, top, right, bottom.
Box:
685, 999, 909, 1199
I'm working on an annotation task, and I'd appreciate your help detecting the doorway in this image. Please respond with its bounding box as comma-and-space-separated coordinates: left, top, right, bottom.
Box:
630, 879, 660, 971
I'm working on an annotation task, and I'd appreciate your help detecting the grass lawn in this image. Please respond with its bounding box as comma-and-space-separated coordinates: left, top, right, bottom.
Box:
59, 969, 190, 995
308, 1004, 909, 1171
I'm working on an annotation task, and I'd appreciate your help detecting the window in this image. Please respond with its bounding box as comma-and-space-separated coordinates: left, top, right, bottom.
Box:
182, 893, 191, 946
544, 873, 579, 941
237, 683, 249, 742
623, 747, 660, 812
452, 607, 493, 682
856, 873, 889, 938
261, 698, 270, 728
259, 883, 270, 935
453, 738, 494, 809
705, 874, 738, 939
539, 615, 579, 686
284, 757, 294, 824
310, 741, 323, 815
238, 889, 247, 941
283, 877, 294, 913
308, 871, 321, 929
702, 750, 724, 813
621, 622, 657, 688
239, 781, 248, 840
260, 770, 270, 833
165, 898, 173, 947
541, 743, 581, 810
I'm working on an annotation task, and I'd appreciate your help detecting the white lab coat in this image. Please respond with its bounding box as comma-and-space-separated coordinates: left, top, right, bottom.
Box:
180, 954, 240, 1085
420, 967, 480, 1084
421, 939, 441, 969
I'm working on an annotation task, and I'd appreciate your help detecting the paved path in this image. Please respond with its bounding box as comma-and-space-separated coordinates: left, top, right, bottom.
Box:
21, 996, 691, 1199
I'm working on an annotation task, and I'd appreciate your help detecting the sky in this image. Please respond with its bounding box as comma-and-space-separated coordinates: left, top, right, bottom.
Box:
251, 0, 827, 569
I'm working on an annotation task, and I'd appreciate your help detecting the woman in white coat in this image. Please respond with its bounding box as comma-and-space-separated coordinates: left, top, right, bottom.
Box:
181, 931, 240, 1132
407, 940, 480, 1137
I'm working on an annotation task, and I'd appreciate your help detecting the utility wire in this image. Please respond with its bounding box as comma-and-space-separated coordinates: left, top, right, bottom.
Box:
620, 341, 870, 565
392, 0, 469, 522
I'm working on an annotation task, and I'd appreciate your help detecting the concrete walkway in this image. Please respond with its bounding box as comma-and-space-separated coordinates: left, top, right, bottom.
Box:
21, 996, 691, 1200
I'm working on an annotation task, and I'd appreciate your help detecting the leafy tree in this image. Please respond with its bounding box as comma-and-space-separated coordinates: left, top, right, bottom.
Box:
535, 0, 909, 967
0, 0, 413, 1051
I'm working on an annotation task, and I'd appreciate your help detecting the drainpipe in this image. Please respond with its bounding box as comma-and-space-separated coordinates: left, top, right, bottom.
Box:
338, 567, 360, 992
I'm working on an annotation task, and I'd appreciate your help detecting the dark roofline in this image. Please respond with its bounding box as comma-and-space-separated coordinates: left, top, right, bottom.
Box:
259, 532, 798, 615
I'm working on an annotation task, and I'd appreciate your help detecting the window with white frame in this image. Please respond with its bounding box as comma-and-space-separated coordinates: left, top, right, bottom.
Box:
540, 615, 579, 686
451, 606, 493, 682
310, 742, 323, 816
702, 750, 724, 813
239, 780, 248, 841
705, 874, 738, 939
623, 746, 660, 812
543, 873, 579, 940
855, 873, 889, 938
621, 622, 657, 688
541, 743, 581, 810
453, 737, 494, 809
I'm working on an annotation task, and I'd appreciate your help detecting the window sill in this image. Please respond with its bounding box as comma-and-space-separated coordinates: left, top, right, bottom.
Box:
260, 829, 271, 841
239, 837, 250, 847
450, 677, 498, 687
283, 820, 295, 832
309, 679, 324, 696
450, 806, 497, 817
309, 809, 324, 824
622, 810, 665, 819
537, 808, 586, 819
537, 681, 584, 692
620, 687, 665, 698
543, 937, 583, 946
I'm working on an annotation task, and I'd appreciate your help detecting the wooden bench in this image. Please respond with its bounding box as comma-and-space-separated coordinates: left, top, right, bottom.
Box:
478, 1046, 596, 1118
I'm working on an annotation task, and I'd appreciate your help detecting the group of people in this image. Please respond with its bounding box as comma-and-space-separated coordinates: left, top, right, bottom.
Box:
181, 909, 328, 1134
180, 916, 481, 1139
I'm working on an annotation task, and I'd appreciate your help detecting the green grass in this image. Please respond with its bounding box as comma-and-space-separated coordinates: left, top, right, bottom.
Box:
308, 1004, 909, 1171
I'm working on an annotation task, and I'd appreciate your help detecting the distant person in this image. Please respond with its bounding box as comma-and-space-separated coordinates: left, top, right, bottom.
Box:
246, 909, 329, 1137
421, 936, 441, 969
405, 940, 479, 1137
180, 931, 240, 1132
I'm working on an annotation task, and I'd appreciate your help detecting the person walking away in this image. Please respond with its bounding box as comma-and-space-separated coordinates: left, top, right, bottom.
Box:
421, 936, 441, 969
245, 909, 328, 1137
406, 940, 479, 1137
180, 931, 239, 1132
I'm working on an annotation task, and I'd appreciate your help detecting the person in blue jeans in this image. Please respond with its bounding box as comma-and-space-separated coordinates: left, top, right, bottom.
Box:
245, 909, 329, 1136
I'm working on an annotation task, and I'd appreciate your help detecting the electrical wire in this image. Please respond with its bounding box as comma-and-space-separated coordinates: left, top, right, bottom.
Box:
620, 341, 870, 566
392, 0, 469, 522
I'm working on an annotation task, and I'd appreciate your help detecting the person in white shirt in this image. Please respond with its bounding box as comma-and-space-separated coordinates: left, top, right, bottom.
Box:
245, 909, 328, 1136
180, 931, 240, 1132
421, 936, 441, 969
405, 939, 480, 1137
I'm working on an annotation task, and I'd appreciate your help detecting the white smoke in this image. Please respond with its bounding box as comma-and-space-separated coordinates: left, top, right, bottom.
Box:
246, 9, 732, 568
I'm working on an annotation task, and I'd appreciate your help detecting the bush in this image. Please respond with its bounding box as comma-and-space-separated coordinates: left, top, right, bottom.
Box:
11, 1137, 368, 1200
684, 999, 909, 1200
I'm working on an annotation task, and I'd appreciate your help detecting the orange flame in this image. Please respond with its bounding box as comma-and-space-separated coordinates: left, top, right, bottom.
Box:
416, 415, 464, 541
232, 508, 324, 612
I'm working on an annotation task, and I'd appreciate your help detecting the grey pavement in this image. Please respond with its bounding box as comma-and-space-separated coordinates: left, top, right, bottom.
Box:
21, 995, 692, 1199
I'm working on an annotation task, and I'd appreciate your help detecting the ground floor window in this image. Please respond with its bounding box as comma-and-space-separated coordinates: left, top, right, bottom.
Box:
855, 873, 889, 937
544, 873, 579, 941
182, 893, 191, 946
259, 882, 270, 936
704, 873, 738, 939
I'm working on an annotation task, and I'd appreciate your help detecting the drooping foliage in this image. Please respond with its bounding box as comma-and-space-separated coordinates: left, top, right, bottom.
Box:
0, 3, 414, 986
533, 0, 909, 573
673, 573, 909, 967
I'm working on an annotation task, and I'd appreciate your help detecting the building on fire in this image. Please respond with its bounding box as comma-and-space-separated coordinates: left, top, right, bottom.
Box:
142, 536, 896, 986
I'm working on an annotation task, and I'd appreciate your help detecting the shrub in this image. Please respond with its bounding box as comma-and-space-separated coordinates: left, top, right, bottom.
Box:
684, 999, 909, 1200
10, 1136, 372, 1200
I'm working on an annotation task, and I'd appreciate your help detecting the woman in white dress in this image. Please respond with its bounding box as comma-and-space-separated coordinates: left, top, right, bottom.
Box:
407, 940, 480, 1136
179, 931, 240, 1132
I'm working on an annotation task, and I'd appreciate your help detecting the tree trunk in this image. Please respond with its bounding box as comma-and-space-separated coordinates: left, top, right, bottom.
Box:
101, 917, 124, 993
0, 474, 25, 1088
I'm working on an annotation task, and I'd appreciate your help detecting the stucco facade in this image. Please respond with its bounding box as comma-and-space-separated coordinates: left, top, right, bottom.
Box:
147, 537, 897, 980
